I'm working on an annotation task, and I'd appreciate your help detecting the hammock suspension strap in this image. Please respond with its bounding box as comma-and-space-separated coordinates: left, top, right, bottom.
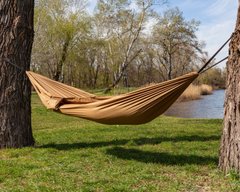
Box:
198, 34, 233, 74
199, 56, 228, 74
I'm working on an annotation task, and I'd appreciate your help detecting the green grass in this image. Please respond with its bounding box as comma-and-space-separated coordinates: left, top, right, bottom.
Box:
0, 94, 239, 191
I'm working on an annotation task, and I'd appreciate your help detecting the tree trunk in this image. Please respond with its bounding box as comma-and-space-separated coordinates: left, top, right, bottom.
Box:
219, 4, 240, 173
53, 36, 70, 82
0, 0, 35, 148
104, 49, 142, 93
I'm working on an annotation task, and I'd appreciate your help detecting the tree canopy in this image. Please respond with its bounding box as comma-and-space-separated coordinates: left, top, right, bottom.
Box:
32, 0, 220, 90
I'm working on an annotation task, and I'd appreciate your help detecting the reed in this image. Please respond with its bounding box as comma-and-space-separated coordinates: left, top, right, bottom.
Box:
200, 84, 213, 95
179, 84, 213, 102
178, 84, 201, 101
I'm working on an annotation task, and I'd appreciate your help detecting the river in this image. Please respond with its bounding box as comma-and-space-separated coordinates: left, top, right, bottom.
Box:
165, 89, 225, 119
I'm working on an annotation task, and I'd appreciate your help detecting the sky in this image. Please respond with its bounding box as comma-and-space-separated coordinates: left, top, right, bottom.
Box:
164, 0, 238, 68
87, 0, 238, 68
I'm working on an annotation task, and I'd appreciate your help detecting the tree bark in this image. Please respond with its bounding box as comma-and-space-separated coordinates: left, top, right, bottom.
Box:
0, 0, 35, 148
219, 4, 240, 173
104, 7, 146, 93
104, 49, 142, 93
53, 36, 70, 82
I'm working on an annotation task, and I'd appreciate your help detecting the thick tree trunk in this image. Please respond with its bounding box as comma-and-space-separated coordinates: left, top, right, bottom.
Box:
0, 0, 35, 148
219, 5, 240, 173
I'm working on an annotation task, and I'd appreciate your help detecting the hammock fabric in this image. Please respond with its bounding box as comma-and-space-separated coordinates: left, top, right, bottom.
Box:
26, 71, 198, 125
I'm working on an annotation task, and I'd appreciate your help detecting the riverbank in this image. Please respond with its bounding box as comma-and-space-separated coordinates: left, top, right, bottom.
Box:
165, 89, 225, 118
0, 94, 239, 191
110, 83, 214, 102
178, 84, 213, 102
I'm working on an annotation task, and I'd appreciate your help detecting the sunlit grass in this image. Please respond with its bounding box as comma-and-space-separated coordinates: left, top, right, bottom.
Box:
0, 94, 238, 191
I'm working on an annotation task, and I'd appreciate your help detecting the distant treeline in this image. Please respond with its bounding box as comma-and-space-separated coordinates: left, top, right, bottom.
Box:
32, 0, 226, 91
196, 68, 226, 89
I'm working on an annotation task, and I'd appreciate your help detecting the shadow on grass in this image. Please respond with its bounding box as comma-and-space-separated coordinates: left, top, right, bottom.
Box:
106, 147, 218, 165
40, 135, 220, 150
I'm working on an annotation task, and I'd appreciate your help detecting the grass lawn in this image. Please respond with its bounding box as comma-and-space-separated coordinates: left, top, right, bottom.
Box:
0, 93, 239, 191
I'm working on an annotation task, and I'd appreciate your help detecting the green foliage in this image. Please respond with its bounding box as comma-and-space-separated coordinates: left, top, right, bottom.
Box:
197, 68, 226, 89
152, 7, 204, 80
32, 1, 213, 90
0, 94, 239, 191
32, 0, 90, 81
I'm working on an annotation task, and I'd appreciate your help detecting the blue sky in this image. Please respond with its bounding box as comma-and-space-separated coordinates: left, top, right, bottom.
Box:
165, 0, 238, 67
87, 0, 238, 68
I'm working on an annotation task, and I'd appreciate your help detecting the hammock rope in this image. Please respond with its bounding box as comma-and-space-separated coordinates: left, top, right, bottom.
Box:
199, 56, 228, 74
197, 34, 232, 73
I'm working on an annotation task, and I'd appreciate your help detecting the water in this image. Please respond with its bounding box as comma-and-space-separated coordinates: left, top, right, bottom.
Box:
165, 89, 225, 119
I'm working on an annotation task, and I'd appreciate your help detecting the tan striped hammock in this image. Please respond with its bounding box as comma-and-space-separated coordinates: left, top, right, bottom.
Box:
26, 71, 198, 125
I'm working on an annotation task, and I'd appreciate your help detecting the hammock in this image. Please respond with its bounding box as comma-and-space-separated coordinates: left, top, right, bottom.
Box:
27, 71, 198, 124
26, 35, 232, 125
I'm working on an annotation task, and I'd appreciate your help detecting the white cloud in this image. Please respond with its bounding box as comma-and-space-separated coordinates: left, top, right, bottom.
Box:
197, 19, 235, 66
85, 0, 238, 68
196, 0, 238, 67
162, 1, 237, 68
206, 0, 232, 16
